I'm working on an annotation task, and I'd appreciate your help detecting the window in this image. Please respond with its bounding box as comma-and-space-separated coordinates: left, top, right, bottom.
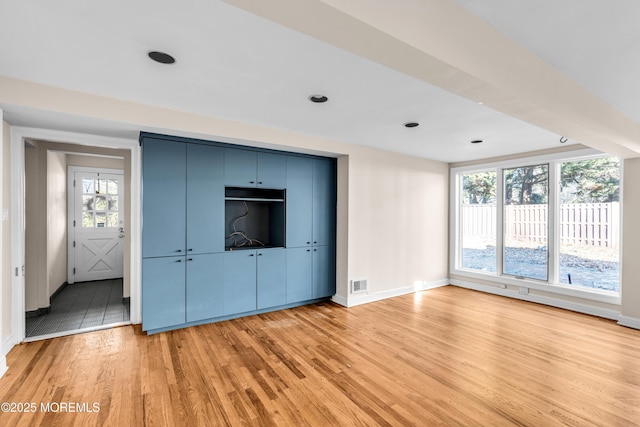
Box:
558, 158, 620, 292
453, 152, 620, 298
460, 171, 496, 273
503, 164, 548, 281
81, 176, 120, 228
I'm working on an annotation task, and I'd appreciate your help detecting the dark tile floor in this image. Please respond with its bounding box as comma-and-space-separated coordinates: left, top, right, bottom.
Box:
26, 279, 130, 338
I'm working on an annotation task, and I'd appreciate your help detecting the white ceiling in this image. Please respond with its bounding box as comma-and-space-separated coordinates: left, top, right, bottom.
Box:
0, 0, 638, 162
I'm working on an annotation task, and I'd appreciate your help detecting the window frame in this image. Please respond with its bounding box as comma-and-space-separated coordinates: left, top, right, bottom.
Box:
450, 148, 621, 305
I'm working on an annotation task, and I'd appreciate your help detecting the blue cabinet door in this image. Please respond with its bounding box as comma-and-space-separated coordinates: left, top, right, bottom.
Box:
223, 250, 257, 315
257, 153, 286, 189
224, 148, 257, 187
286, 156, 313, 247
142, 256, 186, 330
142, 139, 186, 257
186, 253, 224, 322
313, 245, 336, 298
286, 247, 313, 303
257, 249, 286, 309
187, 144, 224, 254
312, 158, 337, 247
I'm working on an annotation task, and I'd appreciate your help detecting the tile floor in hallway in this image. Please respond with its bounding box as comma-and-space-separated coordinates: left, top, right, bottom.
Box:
26, 278, 130, 338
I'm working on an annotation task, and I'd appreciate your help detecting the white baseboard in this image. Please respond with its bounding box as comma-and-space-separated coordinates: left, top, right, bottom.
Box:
0, 356, 6, 379
332, 279, 449, 308
0, 335, 14, 379
331, 294, 348, 307
618, 315, 640, 330
2, 334, 15, 357
450, 279, 620, 321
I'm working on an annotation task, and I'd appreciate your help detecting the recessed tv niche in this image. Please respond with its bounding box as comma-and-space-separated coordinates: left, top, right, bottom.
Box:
224, 187, 285, 250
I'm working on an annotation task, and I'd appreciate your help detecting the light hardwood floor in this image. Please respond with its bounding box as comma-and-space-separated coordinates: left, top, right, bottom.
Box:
1, 285, 639, 426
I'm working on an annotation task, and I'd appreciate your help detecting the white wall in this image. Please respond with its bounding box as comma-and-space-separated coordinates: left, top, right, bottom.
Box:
347, 146, 449, 298
2, 120, 11, 346
47, 151, 67, 297
621, 158, 640, 326
24, 141, 48, 312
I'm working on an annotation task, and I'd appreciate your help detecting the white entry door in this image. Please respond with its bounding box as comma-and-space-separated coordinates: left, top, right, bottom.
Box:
68, 168, 124, 283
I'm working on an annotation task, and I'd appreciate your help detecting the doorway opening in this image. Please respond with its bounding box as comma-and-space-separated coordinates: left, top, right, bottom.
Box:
23, 141, 131, 341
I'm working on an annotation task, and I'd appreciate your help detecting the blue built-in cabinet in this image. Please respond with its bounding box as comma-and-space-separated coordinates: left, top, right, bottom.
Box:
224, 149, 287, 189
140, 132, 336, 333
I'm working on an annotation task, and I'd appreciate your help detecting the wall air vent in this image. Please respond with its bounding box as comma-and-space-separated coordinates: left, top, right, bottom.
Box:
351, 279, 368, 293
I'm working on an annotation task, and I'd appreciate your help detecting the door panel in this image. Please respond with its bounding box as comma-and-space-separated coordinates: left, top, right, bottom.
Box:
257, 249, 286, 309
223, 250, 257, 315
224, 148, 257, 187
286, 156, 313, 247
257, 153, 286, 189
186, 253, 224, 322
286, 247, 312, 303
142, 256, 186, 331
187, 144, 224, 254
142, 139, 186, 257
72, 170, 124, 282
313, 245, 336, 299
312, 158, 336, 246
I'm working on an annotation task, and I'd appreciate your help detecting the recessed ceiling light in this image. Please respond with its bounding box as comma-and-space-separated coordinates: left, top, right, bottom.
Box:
470, 139, 483, 144
309, 95, 328, 103
148, 51, 175, 64
404, 122, 419, 128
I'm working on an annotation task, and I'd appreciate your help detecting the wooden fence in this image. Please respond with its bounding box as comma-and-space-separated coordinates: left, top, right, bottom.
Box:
462, 203, 620, 249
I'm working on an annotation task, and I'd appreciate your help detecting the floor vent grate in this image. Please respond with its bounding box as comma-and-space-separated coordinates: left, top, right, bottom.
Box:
352, 279, 368, 293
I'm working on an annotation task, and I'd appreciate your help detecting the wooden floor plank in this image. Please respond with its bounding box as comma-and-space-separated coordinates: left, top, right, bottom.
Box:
1, 286, 640, 426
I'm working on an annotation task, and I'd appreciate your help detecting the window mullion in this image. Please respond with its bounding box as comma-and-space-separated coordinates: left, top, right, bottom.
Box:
496, 168, 504, 276
548, 162, 559, 284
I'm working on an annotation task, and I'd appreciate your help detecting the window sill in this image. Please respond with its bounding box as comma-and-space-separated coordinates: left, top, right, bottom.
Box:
451, 268, 621, 306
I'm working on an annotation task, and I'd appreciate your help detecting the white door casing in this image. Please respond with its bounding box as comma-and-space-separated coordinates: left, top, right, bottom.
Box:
68, 167, 124, 283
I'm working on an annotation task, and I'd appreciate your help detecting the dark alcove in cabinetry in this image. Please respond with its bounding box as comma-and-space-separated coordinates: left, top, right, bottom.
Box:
224, 187, 285, 250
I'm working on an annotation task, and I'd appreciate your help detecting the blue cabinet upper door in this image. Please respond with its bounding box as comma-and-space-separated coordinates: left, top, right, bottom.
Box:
142, 139, 186, 257
187, 144, 224, 254
286, 247, 313, 303
257, 249, 286, 309
286, 156, 313, 247
312, 158, 337, 247
257, 153, 286, 189
223, 250, 257, 315
313, 245, 336, 299
142, 256, 186, 331
186, 253, 224, 322
224, 148, 257, 187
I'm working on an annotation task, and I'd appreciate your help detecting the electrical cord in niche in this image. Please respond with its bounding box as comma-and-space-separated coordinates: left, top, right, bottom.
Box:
226, 201, 265, 248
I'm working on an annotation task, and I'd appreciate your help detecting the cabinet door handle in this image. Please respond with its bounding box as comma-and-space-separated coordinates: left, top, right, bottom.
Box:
249, 181, 255, 184
258, 253, 263, 256
306, 242, 311, 245
314, 241, 317, 244
187, 258, 193, 262
314, 249, 317, 252
249, 253, 255, 256
258, 181, 263, 185
187, 248, 193, 252
306, 249, 311, 252
176, 249, 182, 253
176, 259, 182, 263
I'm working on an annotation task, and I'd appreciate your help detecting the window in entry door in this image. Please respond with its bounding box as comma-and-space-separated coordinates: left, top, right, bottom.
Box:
81, 175, 120, 228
